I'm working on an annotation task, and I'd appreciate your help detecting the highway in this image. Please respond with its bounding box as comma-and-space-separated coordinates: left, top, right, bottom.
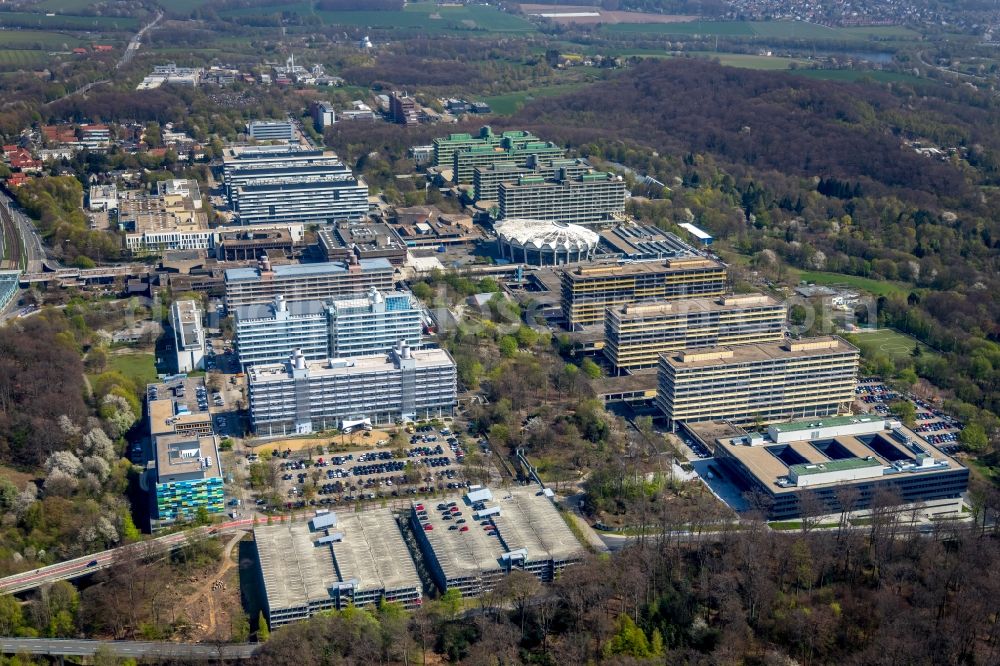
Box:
0, 518, 263, 595
118, 11, 162, 70
0, 191, 46, 273
0, 638, 258, 660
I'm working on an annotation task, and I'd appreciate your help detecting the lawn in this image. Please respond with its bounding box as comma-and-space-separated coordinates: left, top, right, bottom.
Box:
847, 328, 937, 361
794, 269, 911, 298
485, 82, 589, 114
102, 352, 158, 389
685, 52, 811, 70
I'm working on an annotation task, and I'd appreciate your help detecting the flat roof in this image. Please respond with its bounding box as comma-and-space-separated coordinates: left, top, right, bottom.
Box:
330, 509, 421, 593
716, 423, 965, 493
148, 377, 212, 436
492, 486, 584, 564
233, 299, 327, 322
248, 347, 454, 383
789, 457, 882, 476
417, 486, 585, 582
662, 336, 857, 369
599, 225, 699, 258
224, 258, 392, 282
562, 257, 724, 282
611, 292, 781, 320
154, 433, 222, 480
255, 521, 341, 611
770, 415, 884, 434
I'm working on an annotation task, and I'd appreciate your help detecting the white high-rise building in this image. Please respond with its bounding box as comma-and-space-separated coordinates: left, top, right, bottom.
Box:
248, 343, 457, 436
171, 300, 205, 373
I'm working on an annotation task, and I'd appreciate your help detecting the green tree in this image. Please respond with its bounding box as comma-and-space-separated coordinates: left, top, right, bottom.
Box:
889, 400, 916, 427
0, 478, 17, 512
580, 357, 602, 379
121, 511, 140, 542
498, 335, 518, 358
960, 423, 989, 453
232, 612, 250, 642
604, 614, 653, 658
515, 324, 538, 348
0, 595, 23, 635
411, 281, 433, 301
257, 611, 270, 642
437, 588, 462, 620
194, 506, 211, 526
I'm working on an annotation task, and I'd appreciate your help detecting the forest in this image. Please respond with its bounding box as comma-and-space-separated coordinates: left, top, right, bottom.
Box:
253, 516, 1000, 665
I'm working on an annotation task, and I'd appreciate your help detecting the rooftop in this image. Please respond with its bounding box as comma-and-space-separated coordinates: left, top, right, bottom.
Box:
599, 225, 700, 259
417, 486, 586, 581
661, 336, 858, 369
247, 347, 454, 383
563, 256, 724, 282
789, 457, 882, 476
714, 421, 964, 493
224, 258, 392, 282
611, 292, 782, 320
154, 434, 222, 481
770, 415, 884, 434
255, 510, 419, 611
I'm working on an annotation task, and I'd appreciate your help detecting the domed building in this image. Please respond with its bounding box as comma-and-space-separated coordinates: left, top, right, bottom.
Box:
494, 218, 600, 266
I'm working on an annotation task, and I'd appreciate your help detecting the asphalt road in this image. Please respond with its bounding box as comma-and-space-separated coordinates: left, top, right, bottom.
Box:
0, 638, 257, 660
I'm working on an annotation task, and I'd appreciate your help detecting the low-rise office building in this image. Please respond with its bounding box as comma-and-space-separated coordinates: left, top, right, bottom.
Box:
247, 120, 294, 141
411, 486, 585, 598
255, 509, 421, 628
432, 126, 540, 167
498, 171, 625, 224
656, 337, 860, 430
454, 141, 565, 184
700, 415, 969, 520
317, 222, 408, 267
605, 293, 787, 371
154, 434, 224, 523
248, 343, 456, 436
560, 257, 728, 328
171, 300, 205, 373
223, 145, 368, 224
121, 179, 211, 254
223, 255, 394, 309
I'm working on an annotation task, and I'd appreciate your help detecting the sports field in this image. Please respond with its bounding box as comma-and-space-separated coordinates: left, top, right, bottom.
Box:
685, 52, 811, 70
0, 11, 138, 30
847, 329, 935, 361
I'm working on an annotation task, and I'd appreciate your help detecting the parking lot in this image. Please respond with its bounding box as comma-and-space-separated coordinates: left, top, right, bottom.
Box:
855, 379, 963, 453
254, 424, 471, 511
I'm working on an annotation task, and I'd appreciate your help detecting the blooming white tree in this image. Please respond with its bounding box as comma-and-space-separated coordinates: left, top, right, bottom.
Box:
44, 451, 82, 476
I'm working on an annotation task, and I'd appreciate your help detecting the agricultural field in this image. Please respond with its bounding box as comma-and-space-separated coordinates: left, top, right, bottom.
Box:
0, 29, 85, 50
35, 0, 97, 11
221, 1, 536, 33
847, 328, 936, 361
0, 11, 138, 30
604, 20, 919, 41
0, 50, 52, 68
